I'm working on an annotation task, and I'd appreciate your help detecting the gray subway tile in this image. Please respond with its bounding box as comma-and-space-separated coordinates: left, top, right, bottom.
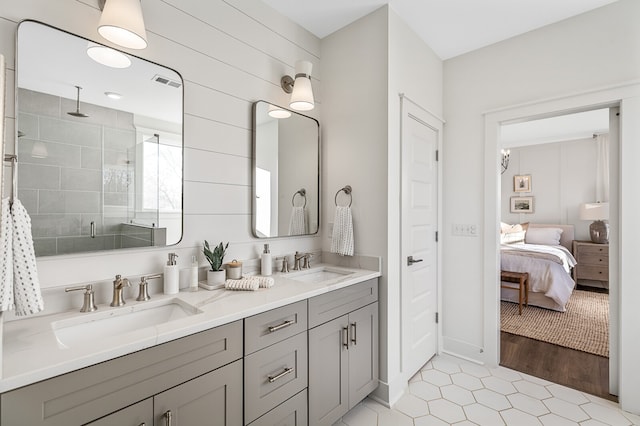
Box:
64, 191, 102, 214
39, 116, 101, 148
57, 235, 116, 255
61, 168, 102, 191
60, 97, 118, 128
33, 238, 58, 257
17, 164, 60, 190
30, 214, 81, 238
104, 127, 135, 151
18, 89, 61, 118
17, 113, 39, 139
81, 147, 102, 170
16, 189, 37, 213
17, 138, 82, 169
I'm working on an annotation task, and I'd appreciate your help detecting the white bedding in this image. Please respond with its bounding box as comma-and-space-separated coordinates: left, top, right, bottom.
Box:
501, 243, 577, 311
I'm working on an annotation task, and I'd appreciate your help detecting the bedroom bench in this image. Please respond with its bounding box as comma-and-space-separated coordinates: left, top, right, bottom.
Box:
501, 270, 529, 315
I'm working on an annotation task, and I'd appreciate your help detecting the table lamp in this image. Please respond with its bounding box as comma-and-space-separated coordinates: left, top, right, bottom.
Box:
579, 202, 609, 244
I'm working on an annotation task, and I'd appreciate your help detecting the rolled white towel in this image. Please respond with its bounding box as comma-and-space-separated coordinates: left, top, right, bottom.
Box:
224, 278, 259, 291
251, 276, 275, 288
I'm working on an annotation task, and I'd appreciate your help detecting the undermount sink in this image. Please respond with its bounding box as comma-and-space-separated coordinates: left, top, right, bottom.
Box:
52, 298, 202, 348
288, 267, 354, 284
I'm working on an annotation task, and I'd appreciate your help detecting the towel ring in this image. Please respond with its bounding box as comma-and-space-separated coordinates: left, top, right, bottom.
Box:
292, 188, 307, 208
334, 185, 352, 207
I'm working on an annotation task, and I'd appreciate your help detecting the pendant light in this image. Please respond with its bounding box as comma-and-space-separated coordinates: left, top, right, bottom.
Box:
98, 0, 148, 50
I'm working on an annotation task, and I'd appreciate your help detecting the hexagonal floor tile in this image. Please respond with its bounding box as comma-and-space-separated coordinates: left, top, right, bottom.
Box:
451, 372, 484, 391
410, 380, 442, 401
422, 369, 453, 387
440, 384, 475, 406
428, 398, 466, 424
473, 388, 512, 411
464, 403, 505, 425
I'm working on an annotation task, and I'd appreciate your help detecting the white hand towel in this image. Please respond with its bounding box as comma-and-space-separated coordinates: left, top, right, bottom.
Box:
330, 206, 354, 256
0, 198, 14, 312
288, 206, 307, 236
224, 278, 259, 291
11, 199, 44, 316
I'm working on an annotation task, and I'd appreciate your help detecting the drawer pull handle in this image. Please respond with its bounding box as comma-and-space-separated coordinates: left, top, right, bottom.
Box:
351, 322, 357, 345
268, 367, 294, 383
139, 423, 146, 426
343, 327, 349, 349
164, 410, 172, 426
269, 320, 295, 333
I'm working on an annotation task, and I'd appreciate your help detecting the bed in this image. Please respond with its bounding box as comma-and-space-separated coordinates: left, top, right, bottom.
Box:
500, 223, 577, 312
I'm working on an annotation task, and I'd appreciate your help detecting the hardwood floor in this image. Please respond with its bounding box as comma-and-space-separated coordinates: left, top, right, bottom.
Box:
500, 331, 617, 401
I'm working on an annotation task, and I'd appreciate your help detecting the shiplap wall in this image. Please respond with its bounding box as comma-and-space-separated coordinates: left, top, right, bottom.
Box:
0, 0, 323, 290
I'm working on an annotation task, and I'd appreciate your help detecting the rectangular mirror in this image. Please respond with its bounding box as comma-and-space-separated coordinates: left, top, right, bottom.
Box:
252, 101, 319, 238
15, 21, 183, 256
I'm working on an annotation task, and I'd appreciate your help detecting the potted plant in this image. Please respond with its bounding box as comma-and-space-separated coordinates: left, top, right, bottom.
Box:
203, 240, 229, 286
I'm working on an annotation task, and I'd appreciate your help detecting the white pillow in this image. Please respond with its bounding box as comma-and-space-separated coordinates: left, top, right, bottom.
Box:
501, 231, 526, 244
525, 227, 563, 246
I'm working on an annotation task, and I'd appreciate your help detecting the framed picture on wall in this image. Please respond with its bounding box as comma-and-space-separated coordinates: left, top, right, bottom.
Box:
514, 174, 532, 192
510, 196, 534, 213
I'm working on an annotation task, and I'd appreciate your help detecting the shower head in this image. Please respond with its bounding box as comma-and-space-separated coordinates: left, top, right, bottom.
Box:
67, 85, 89, 118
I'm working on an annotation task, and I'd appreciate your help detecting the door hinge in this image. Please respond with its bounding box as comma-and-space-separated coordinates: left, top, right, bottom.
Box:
435, 231, 438, 242
435, 312, 439, 324
435, 150, 439, 161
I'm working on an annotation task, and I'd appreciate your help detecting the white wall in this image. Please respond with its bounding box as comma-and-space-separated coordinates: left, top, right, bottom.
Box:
1, 0, 323, 291
443, 0, 640, 412
321, 5, 443, 406
501, 138, 598, 241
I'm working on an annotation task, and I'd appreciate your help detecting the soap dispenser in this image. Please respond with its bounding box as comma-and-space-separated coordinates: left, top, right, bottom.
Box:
189, 255, 199, 292
164, 252, 179, 295
261, 244, 272, 276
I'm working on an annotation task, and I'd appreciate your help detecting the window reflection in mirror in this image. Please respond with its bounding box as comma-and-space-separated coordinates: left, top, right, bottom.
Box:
15, 21, 183, 256
252, 101, 319, 238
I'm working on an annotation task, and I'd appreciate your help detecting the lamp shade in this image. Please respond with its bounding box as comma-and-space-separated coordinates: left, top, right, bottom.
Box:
267, 104, 291, 119
98, 0, 148, 50
289, 60, 314, 111
579, 202, 609, 221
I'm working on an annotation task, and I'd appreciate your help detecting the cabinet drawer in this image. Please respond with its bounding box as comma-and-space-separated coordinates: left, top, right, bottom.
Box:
248, 389, 308, 426
85, 398, 152, 426
1, 320, 242, 426
244, 332, 308, 424
245, 300, 307, 355
578, 244, 608, 256
578, 252, 608, 266
308, 279, 378, 328
576, 265, 609, 280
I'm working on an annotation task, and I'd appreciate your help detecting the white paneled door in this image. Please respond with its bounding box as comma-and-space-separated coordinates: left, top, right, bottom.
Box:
400, 96, 440, 379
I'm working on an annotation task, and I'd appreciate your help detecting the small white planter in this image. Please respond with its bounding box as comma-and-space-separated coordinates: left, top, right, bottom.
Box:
207, 269, 226, 287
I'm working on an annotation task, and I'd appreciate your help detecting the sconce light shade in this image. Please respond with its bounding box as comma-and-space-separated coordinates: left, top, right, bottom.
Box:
579, 202, 609, 244
98, 0, 148, 50
87, 42, 131, 68
280, 60, 314, 111
31, 141, 48, 159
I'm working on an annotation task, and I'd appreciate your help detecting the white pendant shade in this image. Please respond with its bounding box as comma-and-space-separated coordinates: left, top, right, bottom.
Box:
98, 0, 148, 50
289, 60, 314, 111
86, 43, 131, 68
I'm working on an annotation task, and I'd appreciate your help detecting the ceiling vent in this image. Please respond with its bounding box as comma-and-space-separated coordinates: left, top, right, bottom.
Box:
152, 74, 182, 88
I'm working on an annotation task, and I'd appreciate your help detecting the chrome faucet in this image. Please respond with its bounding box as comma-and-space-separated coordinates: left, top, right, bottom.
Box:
293, 252, 312, 270
110, 274, 131, 307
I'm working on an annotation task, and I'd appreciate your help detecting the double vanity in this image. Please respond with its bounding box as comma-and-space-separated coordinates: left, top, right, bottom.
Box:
0, 258, 380, 426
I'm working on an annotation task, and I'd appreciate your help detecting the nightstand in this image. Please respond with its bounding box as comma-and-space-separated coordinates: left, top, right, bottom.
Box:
572, 240, 609, 288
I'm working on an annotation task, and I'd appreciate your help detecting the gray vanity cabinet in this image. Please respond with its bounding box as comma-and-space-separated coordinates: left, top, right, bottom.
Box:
85, 399, 153, 426
308, 280, 379, 426
244, 301, 308, 425
0, 320, 243, 426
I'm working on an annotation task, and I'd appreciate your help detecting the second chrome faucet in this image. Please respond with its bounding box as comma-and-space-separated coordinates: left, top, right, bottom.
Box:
110, 274, 131, 307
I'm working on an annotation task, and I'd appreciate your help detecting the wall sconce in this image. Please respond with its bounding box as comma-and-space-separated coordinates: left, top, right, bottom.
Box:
579, 202, 609, 244
281, 60, 314, 111
98, 0, 148, 50
501, 149, 510, 174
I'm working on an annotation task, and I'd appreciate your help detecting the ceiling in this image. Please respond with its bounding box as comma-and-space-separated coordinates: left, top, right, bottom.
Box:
261, 0, 619, 59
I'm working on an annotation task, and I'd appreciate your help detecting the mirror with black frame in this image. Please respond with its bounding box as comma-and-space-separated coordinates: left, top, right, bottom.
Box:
15, 20, 183, 256
252, 101, 319, 238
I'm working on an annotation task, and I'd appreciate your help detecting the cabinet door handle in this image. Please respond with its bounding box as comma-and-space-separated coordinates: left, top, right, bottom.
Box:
268, 367, 294, 383
139, 423, 146, 426
351, 322, 357, 345
268, 319, 295, 333
342, 327, 349, 349
164, 410, 172, 426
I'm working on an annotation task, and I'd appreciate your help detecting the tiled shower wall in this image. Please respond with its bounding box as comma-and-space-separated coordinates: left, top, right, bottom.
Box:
17, 87, 135, 255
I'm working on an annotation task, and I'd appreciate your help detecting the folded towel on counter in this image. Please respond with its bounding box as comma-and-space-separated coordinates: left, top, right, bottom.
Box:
224, 278, 259, 291
11, 199, 44, 316
252, 276, 275, 288
288, 206, 307, 236
0, 198, 14, 312
330, 206, 354, 256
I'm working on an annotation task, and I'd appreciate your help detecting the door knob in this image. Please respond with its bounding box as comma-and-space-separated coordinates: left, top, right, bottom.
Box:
407, 256, 423, 266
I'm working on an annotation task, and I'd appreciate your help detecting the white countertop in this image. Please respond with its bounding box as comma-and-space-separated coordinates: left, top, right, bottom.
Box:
0, 263, 380, 393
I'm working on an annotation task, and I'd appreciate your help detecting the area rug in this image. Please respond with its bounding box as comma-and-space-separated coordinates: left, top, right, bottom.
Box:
501, 289, 609, 357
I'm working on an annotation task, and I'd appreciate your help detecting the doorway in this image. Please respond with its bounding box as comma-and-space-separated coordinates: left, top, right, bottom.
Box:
497, 107, 615, 399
